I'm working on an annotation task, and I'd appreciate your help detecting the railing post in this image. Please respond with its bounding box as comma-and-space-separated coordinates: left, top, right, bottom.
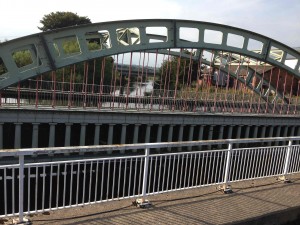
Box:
134, 147, 152, 208
221, 142, 233, 194
280, 140, 292, 183
141, 148, 150, 201
18, 155, 25, 223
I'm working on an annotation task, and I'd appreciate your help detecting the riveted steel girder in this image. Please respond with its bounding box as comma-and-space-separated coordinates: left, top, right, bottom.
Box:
0, 19, 299, 93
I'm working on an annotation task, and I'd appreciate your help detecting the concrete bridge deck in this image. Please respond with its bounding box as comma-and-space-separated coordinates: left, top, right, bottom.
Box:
7, 173, 300, 225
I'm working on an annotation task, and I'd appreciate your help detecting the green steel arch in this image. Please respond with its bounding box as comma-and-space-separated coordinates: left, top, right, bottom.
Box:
0, 19, 299, 103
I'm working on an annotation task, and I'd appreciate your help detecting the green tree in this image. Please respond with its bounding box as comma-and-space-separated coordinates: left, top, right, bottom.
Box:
0, 57, 8, 75
13, 50, 33, 68
158, 50, 202, 91
37, 12, 115, 88
38, 11, 91, 31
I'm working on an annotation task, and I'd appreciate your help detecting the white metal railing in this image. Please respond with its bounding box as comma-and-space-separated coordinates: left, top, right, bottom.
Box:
1, 137, 300, 223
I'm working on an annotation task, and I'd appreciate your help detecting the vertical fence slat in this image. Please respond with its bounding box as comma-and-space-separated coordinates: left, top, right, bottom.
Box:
49, 165, 53, 209
27, 166, 30, 214
117, 159, 122, 199
63, 163, 67, 208
12, 168, 15, 215
76, 162, 80, 206
123, 159, 127, 199
18, 156, 24, 223
4, 168, 7, 216
106, 160, 111, 200
70, 162, 74, 206
56, 164, 60, 209
42, 165, 46, 211
112, 159, 116, 199
158, 155, 163, 192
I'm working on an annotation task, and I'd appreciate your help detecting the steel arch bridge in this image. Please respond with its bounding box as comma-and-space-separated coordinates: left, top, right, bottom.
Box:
0, 19, 300, 114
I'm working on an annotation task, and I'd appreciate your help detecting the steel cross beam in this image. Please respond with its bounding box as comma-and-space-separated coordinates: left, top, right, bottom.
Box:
0, 19, 299, 93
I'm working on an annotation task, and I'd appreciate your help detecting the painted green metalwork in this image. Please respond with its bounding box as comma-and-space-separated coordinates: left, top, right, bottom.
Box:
0, 19, 299, 102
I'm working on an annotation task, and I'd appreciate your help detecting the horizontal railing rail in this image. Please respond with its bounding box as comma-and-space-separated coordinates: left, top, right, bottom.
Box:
1, 136, 300, 223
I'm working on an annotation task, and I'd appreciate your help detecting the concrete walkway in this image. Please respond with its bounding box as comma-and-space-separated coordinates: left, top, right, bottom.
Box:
4, 174, 300, 225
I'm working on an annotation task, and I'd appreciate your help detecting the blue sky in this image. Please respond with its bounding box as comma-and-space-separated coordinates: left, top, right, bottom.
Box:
1, 0, 299, 47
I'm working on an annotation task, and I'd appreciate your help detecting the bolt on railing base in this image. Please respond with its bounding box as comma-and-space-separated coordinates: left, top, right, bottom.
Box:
278, 176, 291, 183
132, 198, 152, 208
218, 185, 233, 194
12, 217, 30, 225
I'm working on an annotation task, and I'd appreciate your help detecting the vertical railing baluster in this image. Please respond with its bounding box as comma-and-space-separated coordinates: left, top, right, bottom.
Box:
117, 159, 122, 199
18, 155, 24, 223
175, 154, 180, 189
106, 160, 111, 200
27, 166, 30, 214
76, 162, 80, 206
212, 151, 218, 183
218, 151, 224, 183
49, 165, 53, 209
170, 155, 175, 190
12, 168, 15, 215
138, 157, 143, 195
162, 155, 167, 191
206, 152, 212, 184
203, 152, 208, 185
93, 161, 98, 202
88, 161, 93, 204
133, 158, 137, 196
157, 155, 162, 192
112, 159, 116, 199
42, 165, 46, 211
70, 162, 74, 206
187, 154, 192, 188
100, 161, 104, 202
199, 152, 204, 186
123, 159, 127, 199
63, 163, 67, 208
191, 154, 196, 187
179, 154, 184, 189
56, 164, 60, 209
4, 168, 7, 216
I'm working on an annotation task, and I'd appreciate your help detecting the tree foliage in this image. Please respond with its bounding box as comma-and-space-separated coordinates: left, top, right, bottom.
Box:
0, 57, 8, 75
43, 57, 115, 88
38, 11, 91, 31
13, 50, 33, 68
42, 40, 115, 87
158, 50, 203, 90
36, 11, 115, 88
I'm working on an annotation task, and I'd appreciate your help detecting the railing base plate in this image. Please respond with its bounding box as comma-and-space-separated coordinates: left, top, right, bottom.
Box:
218, 185, 233, 194
278, 176, 291, 183
132, 198, 152, 208
12, 217, 30, 225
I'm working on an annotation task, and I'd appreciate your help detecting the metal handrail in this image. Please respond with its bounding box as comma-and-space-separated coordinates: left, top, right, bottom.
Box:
1, 136, 300, 223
